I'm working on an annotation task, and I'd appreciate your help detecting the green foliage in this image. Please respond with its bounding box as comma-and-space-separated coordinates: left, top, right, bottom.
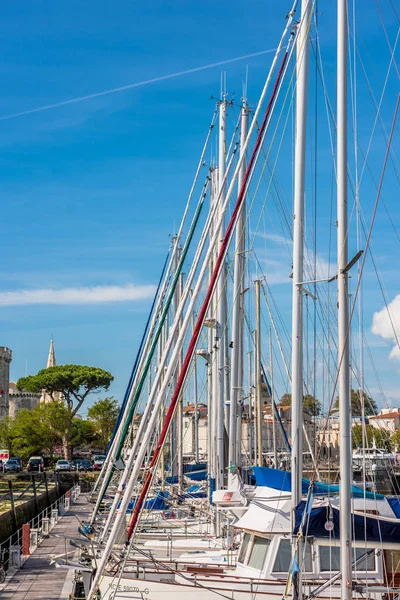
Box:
17, 364, 113, 416
10, 402, 69, 461
278, 393, 321, 416
0, 417, 16, 455
70, 419, 97, 451
334, 389, 378, 417
279, 393, 292, 406
87, 397, 119, 451
391, 429, 400, 451
0, 402, 105, 461
352, 423, 391, 450
17, 364, 113, 458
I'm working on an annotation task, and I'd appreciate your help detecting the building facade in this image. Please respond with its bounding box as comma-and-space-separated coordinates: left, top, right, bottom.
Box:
0, 340, 58, 420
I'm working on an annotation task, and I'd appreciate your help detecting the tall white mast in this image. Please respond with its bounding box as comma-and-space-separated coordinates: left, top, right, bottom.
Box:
255, 279, 263, 466
228, 100, 248, 482
337, 0, 352, 597
215, 94, 227, 499
208, 167, 218, 502
270, 328, 278, 468
291, 0, 311, 514
170, 240, 182, 488
176, 269, 184, 492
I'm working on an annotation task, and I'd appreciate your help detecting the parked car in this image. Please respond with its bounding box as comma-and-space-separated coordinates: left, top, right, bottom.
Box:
27, 457, 45, 472
13, 457, 23, 470
71, 459, 83, 471
80, 459, 93, 472
55, 460, 71, 472
4, 458, 21, 473
93, 455, 105, 471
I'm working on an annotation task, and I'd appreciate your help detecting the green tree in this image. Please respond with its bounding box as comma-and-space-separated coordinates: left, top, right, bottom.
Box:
334, 389, 378, 417
0, 417, 16, 456
17, 364, 113, 458
11, 404, 67, 460
87, 397, 119, 452
352, 423, 391, 450
69, 419, 97, 455
278, 393, 321, 416
279, 393, 292, 406
391, 429, 400, 451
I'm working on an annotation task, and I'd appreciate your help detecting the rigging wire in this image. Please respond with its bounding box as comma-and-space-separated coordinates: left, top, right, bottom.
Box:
311, 94, 400, 482
125, 36, 295, 545
375, 0, 400, 78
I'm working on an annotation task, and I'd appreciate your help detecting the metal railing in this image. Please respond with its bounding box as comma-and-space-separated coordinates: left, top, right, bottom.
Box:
0, 484, 81, 574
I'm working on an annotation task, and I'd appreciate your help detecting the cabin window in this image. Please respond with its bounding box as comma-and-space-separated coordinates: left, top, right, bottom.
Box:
273, 539, 313, 573
248, 536, 271, 570
353, 548, 375, 571
238, 533, 251, 563
320, 546, 341, 572
320, 546, 375, 572
273, 539, 291, 572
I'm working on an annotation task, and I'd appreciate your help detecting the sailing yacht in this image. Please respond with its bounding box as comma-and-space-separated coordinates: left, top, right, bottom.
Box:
82, 483, 400, 599
65, 0, 400, 598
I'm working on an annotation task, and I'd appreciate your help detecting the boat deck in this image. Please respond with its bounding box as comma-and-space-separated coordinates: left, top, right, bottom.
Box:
0, 493, 91, 600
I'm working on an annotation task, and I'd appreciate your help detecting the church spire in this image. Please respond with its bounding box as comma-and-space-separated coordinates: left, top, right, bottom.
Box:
46, 339, 56, 368
41, 339, 60, 403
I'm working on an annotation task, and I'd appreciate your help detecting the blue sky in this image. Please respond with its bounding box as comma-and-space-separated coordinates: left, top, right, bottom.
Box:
0, 1, 399, 414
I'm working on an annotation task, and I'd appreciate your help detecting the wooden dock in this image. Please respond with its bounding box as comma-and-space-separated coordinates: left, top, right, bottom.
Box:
0, 493, 91, 599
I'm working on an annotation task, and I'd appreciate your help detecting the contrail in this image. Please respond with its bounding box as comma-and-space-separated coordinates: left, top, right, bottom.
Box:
0, 47, 277, 122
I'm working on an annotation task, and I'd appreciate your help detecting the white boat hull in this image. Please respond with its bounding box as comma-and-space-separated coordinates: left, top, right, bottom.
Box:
98, 573, 385, 599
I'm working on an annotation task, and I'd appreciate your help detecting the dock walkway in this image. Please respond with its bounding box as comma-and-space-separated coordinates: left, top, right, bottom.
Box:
0, 494, 91, 600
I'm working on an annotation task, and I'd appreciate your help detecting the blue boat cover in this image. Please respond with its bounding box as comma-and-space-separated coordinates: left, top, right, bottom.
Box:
387, 497, 400, 518
165, 475, 179, 484
165, 470, 207, 483
187, 484, 201, 493
184, 462, 207, 473
121, 491, 170, 513
186, 469, 207, 481
253, 467, 384, 499
294, 501, 400, 542
178, 484, 207, 500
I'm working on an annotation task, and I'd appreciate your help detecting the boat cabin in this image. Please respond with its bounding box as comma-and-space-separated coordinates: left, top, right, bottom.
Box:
232, 486, 400, 583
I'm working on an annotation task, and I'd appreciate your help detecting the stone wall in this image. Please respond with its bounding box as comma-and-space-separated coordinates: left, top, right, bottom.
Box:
0, 348, 11, 420
0, 478, 73, 544
9, 392, 40, 419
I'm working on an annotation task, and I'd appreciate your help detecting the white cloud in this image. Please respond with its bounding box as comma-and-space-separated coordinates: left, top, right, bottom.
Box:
0, 284, 157, 306
371, 294, 400, 361
253, 231, 336, 285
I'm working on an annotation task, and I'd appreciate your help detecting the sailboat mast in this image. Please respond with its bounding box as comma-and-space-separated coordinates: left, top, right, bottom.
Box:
270, 328, 278, 468
209, 167, 218, 503
176, 269, 184, 493
228, 100, 248, 481
87, 18, 297, 596
255, 279, 263, 466
216, 94, 227, 499
337, 0, 352, 596
291, 0, 311, 511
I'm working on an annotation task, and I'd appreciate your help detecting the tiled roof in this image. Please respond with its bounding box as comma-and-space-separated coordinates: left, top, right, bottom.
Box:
369, 412, 400, 420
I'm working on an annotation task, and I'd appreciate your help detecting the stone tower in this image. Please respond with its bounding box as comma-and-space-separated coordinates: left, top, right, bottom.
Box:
46, 339, 56, 368
41, 339, 61, 403
0, 347, 12, 419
